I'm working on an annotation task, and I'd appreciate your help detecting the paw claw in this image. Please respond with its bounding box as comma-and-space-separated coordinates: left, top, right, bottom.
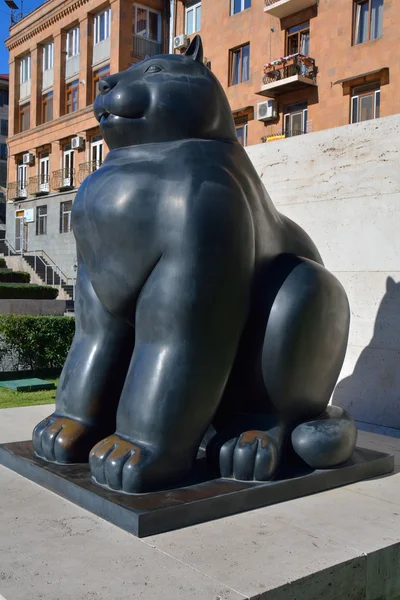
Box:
32, 414, 103, 463
219, 431, 279, 482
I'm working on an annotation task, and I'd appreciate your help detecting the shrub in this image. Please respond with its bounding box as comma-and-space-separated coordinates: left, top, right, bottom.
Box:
0, 258, 6, 269
0, 271, 31, 283
0, 283, 58, 299
0, 315, 75, 370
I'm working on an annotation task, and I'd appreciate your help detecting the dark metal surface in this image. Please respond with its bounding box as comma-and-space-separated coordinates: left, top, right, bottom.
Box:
32, 35, 359, 495
0, 441, 394, 538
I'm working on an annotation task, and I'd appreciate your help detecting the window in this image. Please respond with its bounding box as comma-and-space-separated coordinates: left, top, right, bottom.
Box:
42, 92, 53, 123
229, 44, 250, 86
94, 8, 111, 45
60, 200, 73, 233
0, 119, 8, 136
90, 134, 103, 169
20, 55, 31, 83
36, 205, 47, 236
286, 21, 310, 55
185, 1, 201, 35
19, 103, 30, 132
0, 144, 7, 160
42, 41, 54, 71
353, 0, 383, 44
231, 0, 251, 15
93, 65, 110, 101
235, 123, 248, 147
17, 160, 27, 195
133, 5, 162, 42
65, 80, 79, 114
0, 90, 8, 106
63, 143, 74, 187
39, 151, 50, 192
66, 26, 80, 58
284, 102, 308, 137
351, 84, 380, 123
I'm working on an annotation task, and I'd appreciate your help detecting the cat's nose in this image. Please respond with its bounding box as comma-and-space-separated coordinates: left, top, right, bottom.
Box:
99, 77, 115, 95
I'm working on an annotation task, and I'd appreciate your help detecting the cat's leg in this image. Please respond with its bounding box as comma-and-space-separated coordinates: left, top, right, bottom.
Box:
32, 255, 134, 463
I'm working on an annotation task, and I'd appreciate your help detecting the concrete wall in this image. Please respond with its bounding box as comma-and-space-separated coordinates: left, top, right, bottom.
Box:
6, 190, 77, 278
246, 114, 400, 435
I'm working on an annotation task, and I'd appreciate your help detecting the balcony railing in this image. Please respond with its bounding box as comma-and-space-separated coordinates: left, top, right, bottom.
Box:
264, 0, 318, 19
51, 168, 75, 191
7, 182, 27, 201
257, 53, 317, 97
28, 175, 50, 196
133, 35, 162, 59
78, 160, 102, 183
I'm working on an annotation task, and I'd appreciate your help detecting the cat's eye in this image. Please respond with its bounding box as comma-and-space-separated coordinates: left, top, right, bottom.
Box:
145, 64, 163, 74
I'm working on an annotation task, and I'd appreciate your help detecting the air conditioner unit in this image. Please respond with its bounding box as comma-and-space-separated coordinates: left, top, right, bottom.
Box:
22, 152, 34, 165
257, 100, 278, 122
71, 136, 85, 150
174, 34, 189, 50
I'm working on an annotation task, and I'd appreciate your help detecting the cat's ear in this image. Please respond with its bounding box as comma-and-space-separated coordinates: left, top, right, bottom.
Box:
184, 35, 204, 63
386, 276, 396, 293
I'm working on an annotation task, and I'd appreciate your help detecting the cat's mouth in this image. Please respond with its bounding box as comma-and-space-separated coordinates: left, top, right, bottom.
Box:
98, 109, 144, 123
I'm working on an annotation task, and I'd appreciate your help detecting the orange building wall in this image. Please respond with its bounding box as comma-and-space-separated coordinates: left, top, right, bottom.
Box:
175, 0, 399, 146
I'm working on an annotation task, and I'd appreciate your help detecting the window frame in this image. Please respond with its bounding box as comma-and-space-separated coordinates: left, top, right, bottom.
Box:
65, 79, 79, 114
230, 0, 251, 16
66, 26, 80, 58
286, 21, 310, 56
41, 91, 53, 124
20, 55, 31, 84
36, 205, 48, 236
60, 200, 73, 234
19, 103, 30, 132
42, 40, 54, 72
353, 0, 383, 45
229, 43, 250, 86
185, 1, 202, 35
133, 4, 162, 42
350, 83, 380, 123
0, 90, 9, 107
94, 8, 112, 45
92, 65, 110, 102
283, 102, 308, 137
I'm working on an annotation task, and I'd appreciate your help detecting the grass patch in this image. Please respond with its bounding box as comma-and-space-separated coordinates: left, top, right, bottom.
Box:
0, 379, 58, 409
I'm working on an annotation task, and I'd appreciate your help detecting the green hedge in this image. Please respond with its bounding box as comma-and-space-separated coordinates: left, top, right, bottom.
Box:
0, 258, 6, 269
0, 271, 31, 283
0, 315, 75, 370
0, 283, 58, 299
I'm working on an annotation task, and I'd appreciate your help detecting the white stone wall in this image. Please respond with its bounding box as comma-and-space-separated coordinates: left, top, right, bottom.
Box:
246, 114, 400, 435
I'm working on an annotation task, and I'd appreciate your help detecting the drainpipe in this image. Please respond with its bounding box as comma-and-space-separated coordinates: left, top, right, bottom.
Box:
168, 0, 175, 53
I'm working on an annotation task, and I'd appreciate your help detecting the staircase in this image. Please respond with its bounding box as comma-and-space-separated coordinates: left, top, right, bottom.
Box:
0, 240, 75, 313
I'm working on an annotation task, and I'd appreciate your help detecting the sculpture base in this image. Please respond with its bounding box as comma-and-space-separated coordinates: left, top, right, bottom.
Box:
0, 441, 394, 538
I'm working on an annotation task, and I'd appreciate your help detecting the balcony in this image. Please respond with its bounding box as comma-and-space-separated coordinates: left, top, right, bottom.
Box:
264, 0, 317, 19
42, 68, 54, 91
7, 182, 27, 201
78, 160, 102, 183
257, 54, 317, 98
51, 168, 75, 191
19, 79, 31, 101
28, 175, 50, 196
133, 35, 162, 60
65, 55, 80, 79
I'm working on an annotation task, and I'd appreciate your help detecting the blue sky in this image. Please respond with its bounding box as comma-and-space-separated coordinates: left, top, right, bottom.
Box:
0, 0, 44, 74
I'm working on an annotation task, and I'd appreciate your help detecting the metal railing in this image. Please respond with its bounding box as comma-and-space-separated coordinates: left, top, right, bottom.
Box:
51, 168, 75, 191
78, 160, 102, 183
7, 182, 28, 201
133, 35, 162, 58
2, 239, 76, 301
28, 175, 50, 196
263, 53, 317, 85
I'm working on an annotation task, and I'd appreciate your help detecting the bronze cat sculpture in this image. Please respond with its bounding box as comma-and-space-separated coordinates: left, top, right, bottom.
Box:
32, 36, 356, 493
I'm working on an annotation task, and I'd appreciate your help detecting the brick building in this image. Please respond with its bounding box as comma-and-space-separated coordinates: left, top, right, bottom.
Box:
5, 0, 168, 275
4, 0, 398, 275
175, 0, 397, 145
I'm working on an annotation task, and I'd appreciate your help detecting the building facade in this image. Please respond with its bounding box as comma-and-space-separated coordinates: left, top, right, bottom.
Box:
5, 0, 168, 276
175, 0, 398, 146
5, 0, 399, 275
